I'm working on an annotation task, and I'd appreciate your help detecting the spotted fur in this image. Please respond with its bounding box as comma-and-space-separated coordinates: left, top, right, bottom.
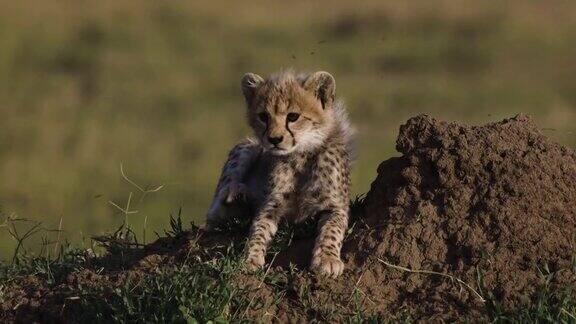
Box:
206, 70, 354, 278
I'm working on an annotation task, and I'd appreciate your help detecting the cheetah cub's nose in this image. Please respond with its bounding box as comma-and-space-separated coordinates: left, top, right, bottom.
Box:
268, 136, 283, 145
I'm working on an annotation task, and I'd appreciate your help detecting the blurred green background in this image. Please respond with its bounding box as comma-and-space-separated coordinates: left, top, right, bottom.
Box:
1, 0, 575, 258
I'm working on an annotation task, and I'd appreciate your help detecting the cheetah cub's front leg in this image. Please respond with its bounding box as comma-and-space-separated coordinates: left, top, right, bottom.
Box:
311, 208, 349, 278
245, 163, 294, 270
205, 140, 260, 230
308, 144, 351, 278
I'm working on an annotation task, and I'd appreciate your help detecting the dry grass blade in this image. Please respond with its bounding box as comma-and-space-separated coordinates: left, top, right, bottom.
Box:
378, 258, 486, 303
561, 308, 576, 320
5, 218, 43, 263
120, 163, 165, 195
240, 252, 279, 319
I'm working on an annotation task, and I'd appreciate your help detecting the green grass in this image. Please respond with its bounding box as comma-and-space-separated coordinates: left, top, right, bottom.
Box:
72, 246, 250, 323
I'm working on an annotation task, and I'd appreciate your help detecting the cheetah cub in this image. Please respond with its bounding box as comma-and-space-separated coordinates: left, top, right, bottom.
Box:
206, 70, 354, 278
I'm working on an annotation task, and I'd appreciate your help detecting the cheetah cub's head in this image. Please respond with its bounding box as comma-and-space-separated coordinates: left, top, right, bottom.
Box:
241, 71, 337, 155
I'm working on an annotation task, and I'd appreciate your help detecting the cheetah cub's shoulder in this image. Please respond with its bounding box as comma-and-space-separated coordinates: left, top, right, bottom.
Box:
206, 70, 354, 278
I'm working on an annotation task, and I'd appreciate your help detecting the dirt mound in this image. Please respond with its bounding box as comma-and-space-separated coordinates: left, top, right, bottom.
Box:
340, 114, 576, 318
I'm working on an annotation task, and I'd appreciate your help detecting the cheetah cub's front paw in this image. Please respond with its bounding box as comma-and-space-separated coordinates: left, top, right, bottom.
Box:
311, 253, 344, 278
245, 254, 265, 272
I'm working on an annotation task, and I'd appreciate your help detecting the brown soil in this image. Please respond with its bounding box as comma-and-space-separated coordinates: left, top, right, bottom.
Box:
2, 114, 575, 322
353, 114, 576, 318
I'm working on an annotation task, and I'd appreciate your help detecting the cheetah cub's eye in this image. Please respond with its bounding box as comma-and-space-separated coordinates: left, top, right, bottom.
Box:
257, 112, 269, 123
287, 112, 300, 122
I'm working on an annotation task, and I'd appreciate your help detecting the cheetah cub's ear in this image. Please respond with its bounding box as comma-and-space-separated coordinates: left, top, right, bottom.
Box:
241, 73, 264, 105
303, 71, 335, 110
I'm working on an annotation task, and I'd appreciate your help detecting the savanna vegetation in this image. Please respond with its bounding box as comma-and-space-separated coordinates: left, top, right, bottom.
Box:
1, 0, 575, 265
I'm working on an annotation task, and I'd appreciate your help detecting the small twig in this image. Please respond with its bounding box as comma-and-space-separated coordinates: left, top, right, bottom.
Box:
378, 258, 485, 303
